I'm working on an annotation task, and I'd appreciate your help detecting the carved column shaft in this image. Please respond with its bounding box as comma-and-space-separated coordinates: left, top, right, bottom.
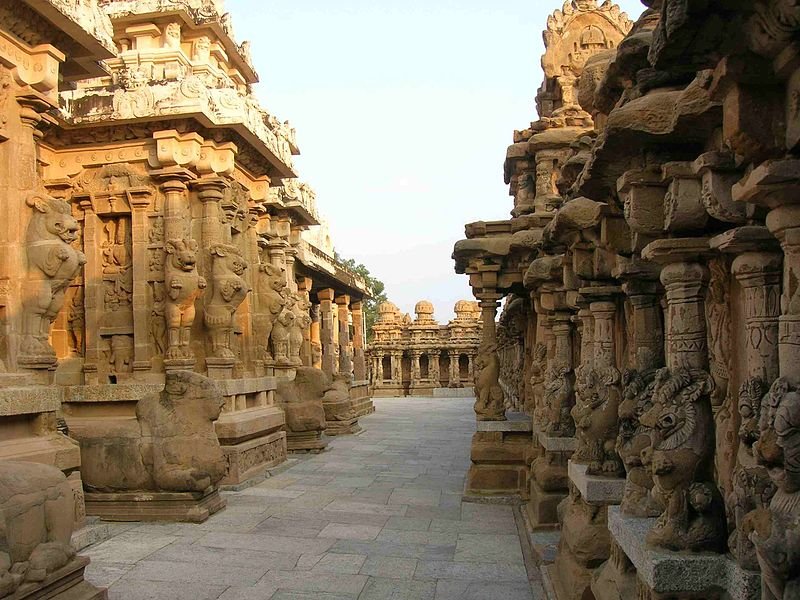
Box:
130, 194, 152, 370
336, 295, 351, 376
661, 262, 709, 371
590, 300, 617, 369
622, 281, 664, 369
310, 303, 321, 370
351, 301, 366, 381
767, 206, 800, 378
317, 288, 336, 377
732, 252, 782, 383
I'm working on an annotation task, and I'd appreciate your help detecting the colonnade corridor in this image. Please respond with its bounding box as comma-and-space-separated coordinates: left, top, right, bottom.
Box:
81, 397, 542, 600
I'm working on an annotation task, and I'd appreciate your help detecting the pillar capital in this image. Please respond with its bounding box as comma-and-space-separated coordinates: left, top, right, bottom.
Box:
317, 288, 335, 302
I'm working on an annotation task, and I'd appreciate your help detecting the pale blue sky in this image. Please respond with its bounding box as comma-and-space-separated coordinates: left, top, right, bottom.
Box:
232, 0, 645, 320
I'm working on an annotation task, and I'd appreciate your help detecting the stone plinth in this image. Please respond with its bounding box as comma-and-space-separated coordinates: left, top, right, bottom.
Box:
569, 460, 625, 505
526, 430, 575, 530
432, 386, 476, 398
466, 414, 535, 499
85, 488, 226, 523
325, 417, 362, 436
286, 430, 329, 453
7, 556, 107, 600
607, 507, 760, 600
350, 384, 375, 418
214, 377, 287, 486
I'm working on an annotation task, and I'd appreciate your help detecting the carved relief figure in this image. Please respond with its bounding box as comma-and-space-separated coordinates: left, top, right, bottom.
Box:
77, 370, 226, 494
617, 349, 662, 517
252, 262, 287, 362
109, 335, 133, 373
287, 294, 305, 366
193, 36, 211, 62
572, 365, 624, 477
639, 368, 726, 552
164, 239, 206, 360
204, 244, 250, 359
21, 195, 86, 361
474, 343, 506, 421
746, 377, 800, 599
67, 288, 84, 356
150, 283, 167, 356
292, 292, 312, 366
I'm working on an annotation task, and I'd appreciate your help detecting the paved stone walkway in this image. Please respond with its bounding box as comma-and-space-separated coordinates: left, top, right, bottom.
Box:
84, 397, 540, 600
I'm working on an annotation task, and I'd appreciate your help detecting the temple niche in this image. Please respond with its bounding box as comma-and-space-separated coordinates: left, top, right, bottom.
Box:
368, 300, 481, 398
0, 0, 373, 580
453, 0, 800, 598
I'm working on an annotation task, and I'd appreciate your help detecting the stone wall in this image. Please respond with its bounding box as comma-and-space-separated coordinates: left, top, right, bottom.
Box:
453, 1, 800, 598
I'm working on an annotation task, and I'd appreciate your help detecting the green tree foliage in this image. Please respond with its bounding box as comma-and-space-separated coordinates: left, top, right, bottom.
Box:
333, 250, 387, 341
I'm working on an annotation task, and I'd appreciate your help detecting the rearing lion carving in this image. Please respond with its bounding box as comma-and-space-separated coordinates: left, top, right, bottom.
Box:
21, 194, 86, 361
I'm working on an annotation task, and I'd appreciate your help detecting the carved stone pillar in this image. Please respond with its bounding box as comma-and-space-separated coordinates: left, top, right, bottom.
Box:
709, 227, 783, 570
474, 293, 505, 420
317, 288, 336, 377
310, 303, 321, 370
448, 349, 459, 387
336, 294, 351, 377
638, 238, 725, 553
129, 191, 154, 373
351, 301, 366, 381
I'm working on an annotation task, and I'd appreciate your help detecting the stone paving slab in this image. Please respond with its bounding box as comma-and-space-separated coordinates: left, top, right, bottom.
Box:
83, 397, 540, 600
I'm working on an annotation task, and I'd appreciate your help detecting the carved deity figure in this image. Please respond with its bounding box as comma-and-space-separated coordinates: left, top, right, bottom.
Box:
729, 377, 776, 570
252, 262, 287, 362
271, 297, 295, 366
543, 365, 575, 437
77, 370, 226, 494
288, 293, 307, 367
617, 350, 663, 517
529, 343, 548, 419
204, 244, 250, 359
67, 288, 84, 356
21, 195, 86, 362
745, 377, 800, 600
164, 22, 181, 48
473, 343, 506, 421
109, 335, 133, 373
164, 239, 206, 360
193, 35, 211, 62
639, 368, 726, 552
572, 365, 625, 477
0, 462, 78, 597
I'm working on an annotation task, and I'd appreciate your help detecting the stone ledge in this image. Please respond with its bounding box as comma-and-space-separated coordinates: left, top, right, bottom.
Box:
62, 383, 160, 403
538, 434, 576, 453
215, 376, 277, 396
608, 506, 760, 599
432, 387, 475, 398
0, 386, 62, 415
476, 412, 532, 432
568, 460, 625, 505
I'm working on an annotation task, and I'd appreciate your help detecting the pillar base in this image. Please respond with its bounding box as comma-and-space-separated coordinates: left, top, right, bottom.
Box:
325, 418, 362, 436
85, 487, 226, 523
525, 480, 566, 529
605, 507, 760, 600
286, 430, 329, 453
220, 430, 287, 486
8, 556, 106, 600
465, 423, 534, 498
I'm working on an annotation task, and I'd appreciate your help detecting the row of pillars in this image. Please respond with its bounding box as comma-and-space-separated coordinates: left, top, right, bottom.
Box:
371, 350, 474, 388
312, 289, 366, 381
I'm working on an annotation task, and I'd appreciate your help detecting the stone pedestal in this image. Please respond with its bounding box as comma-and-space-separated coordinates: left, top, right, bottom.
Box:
85, 488, 226, 523
465, 413, 534, 499
350, 380, 374, 416
286, 430, 329, 453
214, 376, 287, 486
568, 461, 625, 505
526, 430, 576, 529
598, 507, 760, 600
8, 556, 107, 600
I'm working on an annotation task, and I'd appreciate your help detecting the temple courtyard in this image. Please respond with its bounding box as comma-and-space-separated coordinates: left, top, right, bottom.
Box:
80, 397, 541, 600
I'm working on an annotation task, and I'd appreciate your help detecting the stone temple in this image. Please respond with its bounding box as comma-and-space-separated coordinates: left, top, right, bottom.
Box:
2, 0, 800, 599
